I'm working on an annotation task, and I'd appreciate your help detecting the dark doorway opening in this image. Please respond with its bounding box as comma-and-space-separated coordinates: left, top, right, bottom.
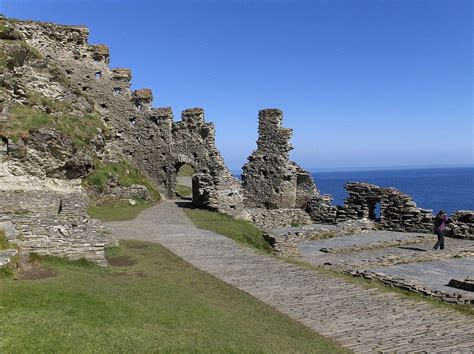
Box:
368, 199, 381, 222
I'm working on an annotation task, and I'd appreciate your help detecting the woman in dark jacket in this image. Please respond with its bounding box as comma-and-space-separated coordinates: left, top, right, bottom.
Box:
433, 210, 448, 250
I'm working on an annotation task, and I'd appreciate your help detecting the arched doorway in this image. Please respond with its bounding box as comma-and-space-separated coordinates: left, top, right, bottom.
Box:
175, 163, 195, 199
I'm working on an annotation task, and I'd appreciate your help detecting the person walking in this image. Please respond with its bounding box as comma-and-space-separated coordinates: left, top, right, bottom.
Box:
433, 210, 448, 250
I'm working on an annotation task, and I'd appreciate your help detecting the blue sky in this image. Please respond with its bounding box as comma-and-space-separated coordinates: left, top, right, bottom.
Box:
2, 0, 472, 171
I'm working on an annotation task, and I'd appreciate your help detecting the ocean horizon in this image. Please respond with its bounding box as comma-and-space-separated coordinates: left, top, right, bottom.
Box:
233, 166, 474, 215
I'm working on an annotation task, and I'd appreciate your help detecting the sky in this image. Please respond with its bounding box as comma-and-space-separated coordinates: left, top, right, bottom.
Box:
1, 0, 472, 171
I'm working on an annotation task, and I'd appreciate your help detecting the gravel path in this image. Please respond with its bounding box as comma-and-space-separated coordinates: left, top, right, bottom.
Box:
106, 200, 474, 353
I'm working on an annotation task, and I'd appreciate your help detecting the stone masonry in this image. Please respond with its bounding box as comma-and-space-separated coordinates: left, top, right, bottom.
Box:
0, 188, 114, 265
12, 20, 243, 207
241, 109, 319, 209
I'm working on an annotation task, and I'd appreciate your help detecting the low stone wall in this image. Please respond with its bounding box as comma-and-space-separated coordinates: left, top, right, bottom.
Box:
249, 208, 314, 230
449, 211, 474, 240
348, 270, 474, 306
192, 173, 246, 219
0, 189, 114, 265
265, 219, 375, 257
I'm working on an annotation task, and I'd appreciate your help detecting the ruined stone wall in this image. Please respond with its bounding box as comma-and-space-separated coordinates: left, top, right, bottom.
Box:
337, 182, 434, 233
242, 109, 319, 209
448, 211, 474, 240
0, 188, 113, 265
14, 19, 243, 210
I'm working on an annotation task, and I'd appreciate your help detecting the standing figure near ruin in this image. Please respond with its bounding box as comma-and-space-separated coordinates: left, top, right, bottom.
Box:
433, 210, 449, 250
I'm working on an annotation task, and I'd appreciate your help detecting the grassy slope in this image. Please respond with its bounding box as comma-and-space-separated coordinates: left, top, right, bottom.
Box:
184, 209, 272, 252
84, 159, 161, 202
0, 240, 345, 353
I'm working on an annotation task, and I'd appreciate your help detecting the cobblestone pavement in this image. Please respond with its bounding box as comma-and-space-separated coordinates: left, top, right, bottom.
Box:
107, 201, 474, 353
369, 257, 474, 300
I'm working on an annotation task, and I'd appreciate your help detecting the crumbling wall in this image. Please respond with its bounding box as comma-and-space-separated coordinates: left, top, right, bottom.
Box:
448, 211, 474, 240
13, 19, 243, 206
241, 109, 319, 209
0, 189, 113, 265
337, 182, 434, 233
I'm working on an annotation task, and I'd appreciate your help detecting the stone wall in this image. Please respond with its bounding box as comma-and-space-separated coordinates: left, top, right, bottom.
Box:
337, 182, 434, 233
448, 211, 474, 240
241, 109, 319, 209
334, 182, 473, 239
248, 208, 314, 230
0, 188, 113, 265
12, 19, 244, 212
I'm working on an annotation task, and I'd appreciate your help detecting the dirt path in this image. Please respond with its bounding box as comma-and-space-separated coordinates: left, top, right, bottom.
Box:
106, 200, 474, 353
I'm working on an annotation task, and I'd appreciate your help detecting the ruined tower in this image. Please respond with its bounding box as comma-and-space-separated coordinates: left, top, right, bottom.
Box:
241, 109, 318, 209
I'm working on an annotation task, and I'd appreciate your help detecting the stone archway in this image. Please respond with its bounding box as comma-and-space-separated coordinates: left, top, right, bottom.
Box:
175, 163, 196, 199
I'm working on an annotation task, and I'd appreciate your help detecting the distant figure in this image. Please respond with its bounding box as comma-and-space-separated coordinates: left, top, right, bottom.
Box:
433, 210, 449, 250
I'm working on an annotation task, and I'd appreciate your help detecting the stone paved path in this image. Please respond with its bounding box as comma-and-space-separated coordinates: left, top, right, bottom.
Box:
107, 201, 474, 353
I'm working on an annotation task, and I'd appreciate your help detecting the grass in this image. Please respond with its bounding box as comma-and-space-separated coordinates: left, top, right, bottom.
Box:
0, 104, 105, 147
177, 163, 195, 176
84, 159, 161, 202
184, 208, 272, 252
176, 184, 192, 197
87, 198, 154, 222
0, 240, 346, 353
0, 230, 10, 250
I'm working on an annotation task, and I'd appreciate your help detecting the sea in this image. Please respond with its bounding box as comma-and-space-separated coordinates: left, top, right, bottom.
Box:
234, 167, 474, 215
311, 167, 474, 215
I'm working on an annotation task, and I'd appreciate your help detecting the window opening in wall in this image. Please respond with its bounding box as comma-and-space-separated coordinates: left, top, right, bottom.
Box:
114, 87, 122, 96
129, 117, 137, 126
368, 199, 381, 222
95, 71, 102, 79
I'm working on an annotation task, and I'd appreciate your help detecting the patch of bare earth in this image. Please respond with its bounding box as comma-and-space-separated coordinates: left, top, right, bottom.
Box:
106, 256, 137, 267
17, 265, 56, 280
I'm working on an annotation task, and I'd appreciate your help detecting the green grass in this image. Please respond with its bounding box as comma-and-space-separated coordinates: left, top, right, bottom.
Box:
175, 184, 192, 197
0, 104, 105, 147
184, 208, 272, 252
87, 199, 154, 222
84, 159, 161, 202
177, 163, 195, 176
0, 230, 12, 250
0, 240, 345, 353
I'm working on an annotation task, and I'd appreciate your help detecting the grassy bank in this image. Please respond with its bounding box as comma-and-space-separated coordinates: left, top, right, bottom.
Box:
0, 240, 345, 353
184, 208, 271, 252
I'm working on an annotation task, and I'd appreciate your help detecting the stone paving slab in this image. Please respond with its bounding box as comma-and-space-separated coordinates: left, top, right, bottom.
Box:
369, 257, 474, 299
300, 230, 431, 253
106, 201, 474, 353
300, 237, 474, 270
